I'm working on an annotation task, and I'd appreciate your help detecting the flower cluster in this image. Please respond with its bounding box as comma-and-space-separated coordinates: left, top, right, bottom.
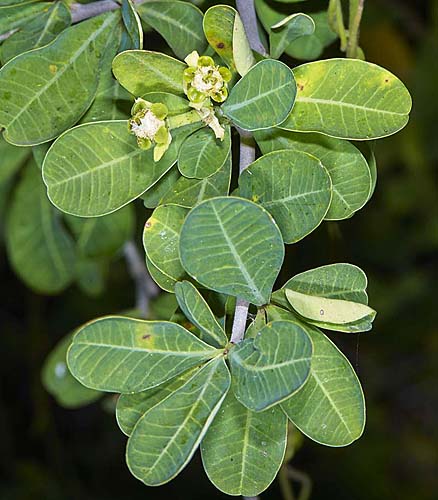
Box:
183, 51, 232, 106
128, 98, 172, 161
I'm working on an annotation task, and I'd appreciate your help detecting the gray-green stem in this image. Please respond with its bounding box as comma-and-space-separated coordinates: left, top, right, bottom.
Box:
123, 240, 159, 318
346, 0, 365, 58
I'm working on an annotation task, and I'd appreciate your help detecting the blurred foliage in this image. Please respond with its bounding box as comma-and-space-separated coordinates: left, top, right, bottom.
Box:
0, 0, 437, 499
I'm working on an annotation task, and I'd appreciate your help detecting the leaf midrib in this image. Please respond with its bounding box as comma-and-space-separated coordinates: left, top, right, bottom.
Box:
296, 96, 407, 116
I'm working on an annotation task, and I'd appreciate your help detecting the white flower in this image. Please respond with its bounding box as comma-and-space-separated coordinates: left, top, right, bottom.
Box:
130, 110, 165, 141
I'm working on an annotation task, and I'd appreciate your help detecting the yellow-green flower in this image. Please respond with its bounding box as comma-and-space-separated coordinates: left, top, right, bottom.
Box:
128, 98, 172, 161
183, 51, 232, 106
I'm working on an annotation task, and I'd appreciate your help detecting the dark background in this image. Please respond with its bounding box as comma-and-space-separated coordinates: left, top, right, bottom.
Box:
1, 0, 437, 499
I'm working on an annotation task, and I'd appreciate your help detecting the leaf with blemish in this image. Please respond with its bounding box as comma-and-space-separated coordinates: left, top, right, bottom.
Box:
0, 12, 120, 145
67, 316, 220, 393
280, 59, 412, 140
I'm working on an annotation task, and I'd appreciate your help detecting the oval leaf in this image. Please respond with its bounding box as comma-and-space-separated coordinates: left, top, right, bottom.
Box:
174, 281, 228, 348
222, 59, 296, 131
276, 319, 365, 445
127, 357, 230, 486
6, 161, 76, 294
112, 50, 185, 97
239, 150, 332, 243
201, 392, 287, 496
67, 316, 220, 393
254, 129, 372, 220
0, 13, 118, 145
229, 320, 313, 411
42, 120, 193, 217
281, 59, 412, 140
179, 197, 285, 306
285, 288, 376, 325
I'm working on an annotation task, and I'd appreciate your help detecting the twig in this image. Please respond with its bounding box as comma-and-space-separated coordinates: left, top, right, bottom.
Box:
346, 0, 365, 58
123, 240, 159, 318
279, 465, 296, 500
287, 466, 312, 500
70, 0, 120, 23
229, 128, 256, 345
236, 0, 269, 57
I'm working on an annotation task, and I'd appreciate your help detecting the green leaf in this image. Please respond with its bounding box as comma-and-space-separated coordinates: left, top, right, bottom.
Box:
174, 281, 228, 348
146, 255, 178, 293
67, 316, 221, 393
121, 0, 143, 50
229, 320, 312, 411
143, 204, 189, 283
6, 161, 76, 294
254, 129, 372, 220
180, 197, 284, 306
266, 310, 365, 446
0, 13, 119, 146
116, 367, 199, 436
112, 50, 185, 97
281, 59, 412, 140
0, 136, 30, 186
201, 392, 287, 496
80, 26, 131, 123
178, 125, 231, 179
270, 13, 315, 59
75, 258, 106, 297
255, 2, 335, 61
137, 0, 206, 60
126, 357, 230, 486
42, 332, 102, 409
245, 308, 267, 339
160, 152, 231, 208
285, 289, 375, 325
0, 2, 71, 64
272, 263, 375, 333
203, 5, 254, 76
143, 92, 191, 115
0, 1, 51, 33
141, 165, 181, 209
65, 205, 135, 258
285, 11, 337, 60
239, 150, 332, 243
43, 120, 198, 217
222, 59, 296, 131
